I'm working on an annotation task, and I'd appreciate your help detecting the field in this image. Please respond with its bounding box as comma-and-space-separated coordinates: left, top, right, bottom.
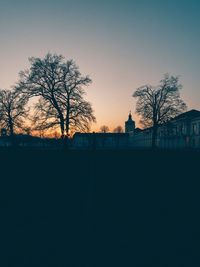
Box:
0, 149, 200, 266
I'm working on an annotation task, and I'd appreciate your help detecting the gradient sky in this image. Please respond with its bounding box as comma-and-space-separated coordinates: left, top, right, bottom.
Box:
0, 0, 200, 131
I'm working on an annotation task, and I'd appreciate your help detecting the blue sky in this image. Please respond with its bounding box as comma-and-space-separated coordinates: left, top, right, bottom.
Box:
0, 0, 199, 130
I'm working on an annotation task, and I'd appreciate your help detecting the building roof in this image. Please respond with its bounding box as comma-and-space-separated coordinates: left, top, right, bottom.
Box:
134, 128, 142, 133
173, 109, 200, 120
73, 132, 129, 138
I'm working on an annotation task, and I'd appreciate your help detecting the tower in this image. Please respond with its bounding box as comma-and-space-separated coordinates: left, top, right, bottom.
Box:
125, 111, 135, 133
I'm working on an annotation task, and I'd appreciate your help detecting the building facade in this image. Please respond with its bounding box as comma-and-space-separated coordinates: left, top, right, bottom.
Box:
130, 109, 200, 149
72, 132, 129, 150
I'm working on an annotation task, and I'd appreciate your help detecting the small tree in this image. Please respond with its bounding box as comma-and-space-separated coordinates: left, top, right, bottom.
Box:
133, 74, 187, 148
100, 125, 109, 133
0, 88, 29, 137
113, 126, 124, 133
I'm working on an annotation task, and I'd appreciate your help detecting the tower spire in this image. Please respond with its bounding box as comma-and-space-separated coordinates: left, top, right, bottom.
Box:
128, 110, 132, 120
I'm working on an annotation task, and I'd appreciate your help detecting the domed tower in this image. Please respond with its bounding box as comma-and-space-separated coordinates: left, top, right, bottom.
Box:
125, 111, 135, 133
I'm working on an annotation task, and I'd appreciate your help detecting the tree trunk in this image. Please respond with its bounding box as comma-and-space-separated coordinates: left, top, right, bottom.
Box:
66, 98, 70, 136
60, 119, 65, 139
51, 95, 65, 139
64, 99, 70, 150
9, 118, 16, 147
152, 125, 158, 149
59, 117, 68, 150
9, 123, 14, 137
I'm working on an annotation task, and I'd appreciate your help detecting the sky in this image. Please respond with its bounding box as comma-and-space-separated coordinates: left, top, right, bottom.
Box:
0, 0, 200, 131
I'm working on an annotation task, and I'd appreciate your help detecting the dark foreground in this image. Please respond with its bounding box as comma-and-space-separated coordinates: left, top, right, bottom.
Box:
0, 149, 200, 266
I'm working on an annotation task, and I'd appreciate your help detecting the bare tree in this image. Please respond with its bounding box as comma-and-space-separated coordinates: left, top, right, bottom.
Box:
0, 88, 29, 137
113, 126, 124, 133
133, 74, 187, 148
100, 125, 109, 133
18, 53, 96, 138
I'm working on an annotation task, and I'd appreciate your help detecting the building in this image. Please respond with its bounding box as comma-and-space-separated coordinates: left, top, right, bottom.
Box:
72, 109, 200, 150
157, 109, 200, 149
125, 112, 135, 133
72, 132, 129, 150
130, 109, 200, 149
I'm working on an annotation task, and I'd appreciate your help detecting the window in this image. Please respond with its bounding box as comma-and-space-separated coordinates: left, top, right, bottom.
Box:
174, 126, 178, 136
192, 123, 198, 135
178, 124, 182, 135
182, 124, 186, 135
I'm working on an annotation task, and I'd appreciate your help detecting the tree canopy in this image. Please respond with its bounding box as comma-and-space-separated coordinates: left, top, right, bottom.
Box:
113, 126, 124, 133
18, 53, 96, 137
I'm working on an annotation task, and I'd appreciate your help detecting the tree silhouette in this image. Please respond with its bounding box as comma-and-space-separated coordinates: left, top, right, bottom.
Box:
113, 126, 124, 133
133, 74, 187, 148
0, 88, 29, 137
18, 53, 96, 138
100, 125, 109, 133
